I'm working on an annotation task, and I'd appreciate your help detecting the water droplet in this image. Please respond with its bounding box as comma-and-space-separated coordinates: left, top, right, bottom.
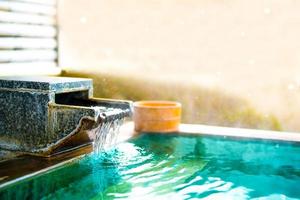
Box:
240, 31, 246, 37
248, 59, 256, 65
264, 8, 271, 15
80, 16, 87, 24
287, 83, 295, 91
264, 114, 269, 118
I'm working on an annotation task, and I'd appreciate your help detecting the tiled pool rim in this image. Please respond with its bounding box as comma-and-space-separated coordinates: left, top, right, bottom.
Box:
1, 122, 300, 189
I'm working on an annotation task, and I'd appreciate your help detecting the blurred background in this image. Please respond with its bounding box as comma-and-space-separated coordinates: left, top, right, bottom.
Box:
2, 0, 300, 132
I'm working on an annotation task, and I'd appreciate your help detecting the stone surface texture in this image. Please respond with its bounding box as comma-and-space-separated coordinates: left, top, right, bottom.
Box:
0, 76, 121, 155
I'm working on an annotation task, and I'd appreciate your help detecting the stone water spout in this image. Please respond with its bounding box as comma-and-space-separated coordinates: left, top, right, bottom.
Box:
0, 76, 132, 156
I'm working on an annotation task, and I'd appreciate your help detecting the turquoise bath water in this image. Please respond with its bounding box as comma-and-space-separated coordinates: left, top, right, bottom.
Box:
1, 133, 300, 200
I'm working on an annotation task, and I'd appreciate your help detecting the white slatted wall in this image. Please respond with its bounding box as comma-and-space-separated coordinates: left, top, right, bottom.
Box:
0, 0, 59, 75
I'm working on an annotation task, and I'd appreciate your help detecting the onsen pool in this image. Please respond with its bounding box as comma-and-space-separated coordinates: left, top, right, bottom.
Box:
1, 132, 300, 200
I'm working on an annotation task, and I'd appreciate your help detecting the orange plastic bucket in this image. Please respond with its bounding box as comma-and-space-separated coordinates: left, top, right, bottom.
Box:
133, 101, 181, 132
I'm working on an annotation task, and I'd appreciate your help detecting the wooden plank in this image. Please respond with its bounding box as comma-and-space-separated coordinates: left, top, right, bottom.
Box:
9, 0, 56, 6
0, 1, 56, 16
0, 11, 56, 25
0, 62, 60, 76
0, 50, 57, 62
0, 23, 56, 37
0, 61, 56, 68
0, 37, 57, 49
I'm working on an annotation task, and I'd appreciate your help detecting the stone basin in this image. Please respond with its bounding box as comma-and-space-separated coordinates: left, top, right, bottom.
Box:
0, 76, 132, 157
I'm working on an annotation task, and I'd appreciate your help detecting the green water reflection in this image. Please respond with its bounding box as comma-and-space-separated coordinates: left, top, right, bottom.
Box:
1, 133, 300, 200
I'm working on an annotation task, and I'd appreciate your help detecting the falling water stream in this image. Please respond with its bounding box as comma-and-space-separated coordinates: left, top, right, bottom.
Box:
92, 108, 126, 154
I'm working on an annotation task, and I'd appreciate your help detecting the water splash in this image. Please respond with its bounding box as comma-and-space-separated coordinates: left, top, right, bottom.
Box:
93, 109, 126, 154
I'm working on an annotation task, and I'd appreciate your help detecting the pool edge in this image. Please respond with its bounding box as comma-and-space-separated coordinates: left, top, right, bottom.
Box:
179, 124, 300, 142
1, 122, 300, 190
